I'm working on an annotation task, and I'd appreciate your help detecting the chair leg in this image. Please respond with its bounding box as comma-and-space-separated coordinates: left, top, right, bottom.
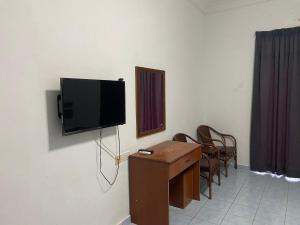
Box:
218, 167, 221, 186
224, 160, 228, 177
234, 154, 237, 169
208, 173, 212, 199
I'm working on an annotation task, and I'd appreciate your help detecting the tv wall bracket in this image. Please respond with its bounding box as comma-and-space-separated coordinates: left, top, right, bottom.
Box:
57, 94, 62, 119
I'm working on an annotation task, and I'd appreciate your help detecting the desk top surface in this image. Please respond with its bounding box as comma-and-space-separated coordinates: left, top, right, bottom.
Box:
130, 141, 201, 164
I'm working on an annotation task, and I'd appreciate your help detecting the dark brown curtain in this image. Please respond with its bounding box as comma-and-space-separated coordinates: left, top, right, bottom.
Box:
250, 27, 300, 178
140, 71, 164, 132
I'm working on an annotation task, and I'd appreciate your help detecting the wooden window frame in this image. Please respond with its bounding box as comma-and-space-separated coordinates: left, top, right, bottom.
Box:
135, 66, 166, 138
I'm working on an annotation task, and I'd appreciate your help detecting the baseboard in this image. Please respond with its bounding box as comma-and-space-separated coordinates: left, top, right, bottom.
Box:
117, 215, 131, 225
237, 164, 249, 170
221, 161, 250, 170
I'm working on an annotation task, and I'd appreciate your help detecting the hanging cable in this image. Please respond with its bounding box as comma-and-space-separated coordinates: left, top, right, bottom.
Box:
95, 140, 116, 159
98, 126, 120, 186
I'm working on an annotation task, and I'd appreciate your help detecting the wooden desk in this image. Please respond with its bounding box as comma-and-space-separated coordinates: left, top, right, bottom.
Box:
129, 141, 201, 225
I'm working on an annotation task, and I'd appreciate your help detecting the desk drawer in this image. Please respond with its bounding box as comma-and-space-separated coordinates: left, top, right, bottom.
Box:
169, 150, 200, 179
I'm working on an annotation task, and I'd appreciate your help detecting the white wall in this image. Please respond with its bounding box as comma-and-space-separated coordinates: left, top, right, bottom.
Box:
3, 0, 299, 224
198, 0, 300, 166
0, 0, 204, 225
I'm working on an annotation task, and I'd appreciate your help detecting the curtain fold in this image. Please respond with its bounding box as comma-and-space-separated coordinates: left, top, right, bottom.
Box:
140, 71, 164, 132
250, 27, 300, 178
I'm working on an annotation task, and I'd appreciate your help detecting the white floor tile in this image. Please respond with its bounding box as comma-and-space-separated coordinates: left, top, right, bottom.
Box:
227, 203, 256, 220
221, 215, 253, 225
130, 166, 300, 225
204, 198, 232, 211
285, 216, 300, 225
170, 200, 204, 217
254, 210, 285, 224
195, 207, 228, 224
234, 194, 261, 208
169, 211, 192, 225
189, 217, 218, 225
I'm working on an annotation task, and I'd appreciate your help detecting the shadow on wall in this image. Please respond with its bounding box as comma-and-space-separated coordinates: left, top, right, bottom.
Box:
45, 90, 99, 151
45, 90, 119, 191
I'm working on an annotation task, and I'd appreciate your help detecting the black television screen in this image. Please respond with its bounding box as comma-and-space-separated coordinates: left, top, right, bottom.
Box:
59, 78, 125, 135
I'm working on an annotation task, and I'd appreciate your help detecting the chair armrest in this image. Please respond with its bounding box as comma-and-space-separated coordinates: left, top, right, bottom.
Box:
185, 134, 201, 144
208, 126, 224, 136
203, 126, 237, 156
178, 134, 221, 159
202, 144, 220, 160
199, 133, 227, 154
207, 126, 227, 144
198, 132, 226, 146
222, 134, 237, 150
223, 134, 236, 143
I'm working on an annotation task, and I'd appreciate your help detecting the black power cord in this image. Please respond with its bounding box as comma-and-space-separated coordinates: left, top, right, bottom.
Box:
98, 126, 120, 186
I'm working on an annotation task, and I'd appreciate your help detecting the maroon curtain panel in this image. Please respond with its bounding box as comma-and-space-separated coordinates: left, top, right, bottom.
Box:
139, 70, 164, 132
250, 27, 300, 178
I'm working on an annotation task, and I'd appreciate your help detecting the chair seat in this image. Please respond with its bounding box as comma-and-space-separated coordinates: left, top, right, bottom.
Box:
200, 158, 219, 172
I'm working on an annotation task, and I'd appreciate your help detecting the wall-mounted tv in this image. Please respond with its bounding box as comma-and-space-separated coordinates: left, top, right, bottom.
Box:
58, 78, 126, 135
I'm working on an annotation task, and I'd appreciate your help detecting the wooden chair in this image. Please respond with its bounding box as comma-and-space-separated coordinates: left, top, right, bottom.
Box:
197, 125, 237, 177
173, 133, 220, 199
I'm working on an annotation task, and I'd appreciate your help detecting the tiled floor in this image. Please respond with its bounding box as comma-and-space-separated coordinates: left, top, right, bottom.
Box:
130, 165, 300, 225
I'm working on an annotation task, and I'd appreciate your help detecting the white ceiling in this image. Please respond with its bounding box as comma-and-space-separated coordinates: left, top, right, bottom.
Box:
189, 0, 274, 14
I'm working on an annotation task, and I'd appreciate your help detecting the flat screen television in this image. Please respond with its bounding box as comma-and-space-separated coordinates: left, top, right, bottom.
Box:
58, 78, 126, 135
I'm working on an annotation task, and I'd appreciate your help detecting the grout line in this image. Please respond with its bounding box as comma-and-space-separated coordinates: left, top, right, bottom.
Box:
218, 169, 248, 225
186, 166, 238, 225
185, 181, 212, 225
250, 176, 270, 225
189, 198, 207, 224
284, 182, 290, 225
175, 179, 210, 225
185, 166, 240, 225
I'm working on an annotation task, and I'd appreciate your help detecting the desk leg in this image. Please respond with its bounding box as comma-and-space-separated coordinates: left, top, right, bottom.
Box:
129, 159, 169, 225
193, 161, 200, 201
